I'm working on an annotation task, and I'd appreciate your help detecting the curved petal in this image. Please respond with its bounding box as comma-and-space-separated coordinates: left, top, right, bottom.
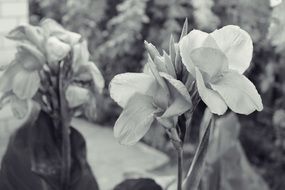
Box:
190, 47, 228, 80
45, 36, 71, 63
66, 85, 90, 108
17, 45, 44, 70
7, 25, 45, 50
109, 73, 156, 108
0, 63, 21, 92
40, 18, 81, 45
114, 94, 156, 145
10, 95, 28, 119
195, 68, 228, 115
160, 72, 192, 118
179, 30, 209, 75
210, 71, 263, 115
72, 40, 90, 71
13, 69, 40, 99
211, 25, 253, 74
86, 62, 105, 93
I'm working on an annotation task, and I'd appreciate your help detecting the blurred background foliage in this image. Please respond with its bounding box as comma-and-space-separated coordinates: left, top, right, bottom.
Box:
28, 0, 285, 189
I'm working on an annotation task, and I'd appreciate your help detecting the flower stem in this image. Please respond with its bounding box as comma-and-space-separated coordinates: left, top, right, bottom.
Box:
177, 145, 183, 190
168, 128, 184, 190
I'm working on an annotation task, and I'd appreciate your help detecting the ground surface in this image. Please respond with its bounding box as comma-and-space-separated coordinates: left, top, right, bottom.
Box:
0, 108, 169, 190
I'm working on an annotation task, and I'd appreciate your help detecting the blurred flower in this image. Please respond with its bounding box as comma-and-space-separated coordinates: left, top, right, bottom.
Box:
72, 41, 105, 93
179, 25, 263, 115
0, 44, 44, 100
109, 50, 192, 145
40, 18, 81, 46
45, 36, 71, 63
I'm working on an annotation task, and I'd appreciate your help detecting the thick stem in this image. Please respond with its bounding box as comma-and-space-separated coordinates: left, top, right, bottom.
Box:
59, 60, 72, 190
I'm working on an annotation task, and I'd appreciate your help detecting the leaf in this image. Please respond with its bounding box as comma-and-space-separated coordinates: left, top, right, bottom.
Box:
114, 94, 157, 145
182, 113, 212, 190
0, 111, 99, 190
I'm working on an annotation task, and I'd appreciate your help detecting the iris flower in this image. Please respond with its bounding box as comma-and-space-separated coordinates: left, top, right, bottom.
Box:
109, 45, 192, 145
179, 25, 263, 115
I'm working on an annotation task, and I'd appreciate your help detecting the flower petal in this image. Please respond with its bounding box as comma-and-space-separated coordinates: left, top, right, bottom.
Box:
17, 44, 44, 70
10, 95, 28, 119
13, 69, 40, 99
0, 63, 21, 92
41, 18, 81, 45
109, 73, 156, 108
190, 47, 228, 80
114, 94, 156, 145
211, 25, 253, 74
210, 71, 263, 115
72, 40, 90, 71
7, 25, 45, 50
179, 30, 209, 75
195, 68, 227, 115
66, 85, 90, 108
45, 36, 71, 63
86, 62, 105, 93
160, 72, 192, 118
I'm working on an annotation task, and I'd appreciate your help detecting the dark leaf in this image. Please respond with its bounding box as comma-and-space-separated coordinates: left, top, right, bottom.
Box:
0, 111, 99, 190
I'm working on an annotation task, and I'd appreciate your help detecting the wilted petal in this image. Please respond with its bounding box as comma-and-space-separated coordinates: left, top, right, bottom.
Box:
13, 69, 40, 99
179, 30, 208, 75
195, 68, 227, 115
114, 94, 156, 145
10, 95, 28, 119
211, 25, 253, 74
0, 63, 21, 92
109, 73, 155, 108
210, 71, 263, 115
160, 72, 192, 118
41, 18, 81, 45
190, 47, 228, 80
66, 85, 90, 108
45, 36, 71, 63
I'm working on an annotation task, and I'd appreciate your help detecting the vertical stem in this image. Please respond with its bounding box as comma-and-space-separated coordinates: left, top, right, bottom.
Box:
169, 128, 183, 190
59, 60, 72, 190
177, 146, 183, 190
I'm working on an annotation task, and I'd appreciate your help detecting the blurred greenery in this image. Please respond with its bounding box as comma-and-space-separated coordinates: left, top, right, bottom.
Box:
28, 0, 285, 189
